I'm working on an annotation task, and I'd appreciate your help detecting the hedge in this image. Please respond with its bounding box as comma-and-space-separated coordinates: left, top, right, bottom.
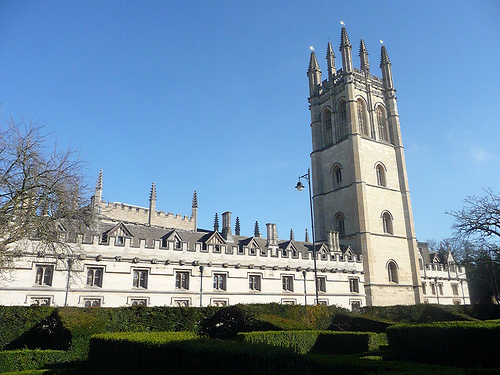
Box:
387, 321, 500, 367
0, 349, 68, 373
88, 332, 308, 375
238, 330, 379, 354
87, 331, 478, 375
362, 304, 475, 323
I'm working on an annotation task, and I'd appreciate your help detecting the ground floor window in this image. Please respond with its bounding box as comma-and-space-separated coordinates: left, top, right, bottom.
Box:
174, 299, 189, 307
281, 299, 296, 305
452, 284, 459, 296
130, 298, 147, 306
212, 299, 228, 307
350, 300, 361, 312
83, 298, 101, 307
30, 297, 51, 306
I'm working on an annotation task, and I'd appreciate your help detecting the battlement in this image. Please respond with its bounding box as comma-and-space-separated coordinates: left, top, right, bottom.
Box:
98, 200, 195, 231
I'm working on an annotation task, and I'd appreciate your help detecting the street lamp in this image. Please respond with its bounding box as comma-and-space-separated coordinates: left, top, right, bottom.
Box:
295, 168, 319, 305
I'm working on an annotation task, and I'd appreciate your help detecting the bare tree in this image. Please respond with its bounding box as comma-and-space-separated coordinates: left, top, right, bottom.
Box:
0, 117, 93, 275
449, 189, 500, 251
448, 190, 500, 303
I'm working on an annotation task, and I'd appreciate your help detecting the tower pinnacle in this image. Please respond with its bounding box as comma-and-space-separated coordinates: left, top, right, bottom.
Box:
380, 45, 393, 90
149, 182, 157, 201
359, 39, 370, 73
326, 41, 336, 81
307, 51, 322, 97
339, 27, 353, 73
192, 190, 198, 208
96, 170, 103, 191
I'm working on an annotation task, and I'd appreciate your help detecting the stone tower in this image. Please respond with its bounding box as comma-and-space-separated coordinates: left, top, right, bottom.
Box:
307, 28, 422, 306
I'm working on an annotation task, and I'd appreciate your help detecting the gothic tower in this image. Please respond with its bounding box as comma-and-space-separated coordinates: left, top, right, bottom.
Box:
307, 28, 422, 306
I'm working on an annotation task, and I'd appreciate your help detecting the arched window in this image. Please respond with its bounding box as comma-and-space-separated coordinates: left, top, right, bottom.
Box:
382, 211, 393, 234
338, 101, 348, 140
323, 109, 332, 146
376, 164, 386, 187
357, 99, 369, 136
376, 106, 388, 141
334, 213, 345, 236
332, 164, 342, 190
387, 260, 399, 283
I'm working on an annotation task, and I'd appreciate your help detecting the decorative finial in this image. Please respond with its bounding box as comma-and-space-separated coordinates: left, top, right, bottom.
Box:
379, 39, 384, 44
254, 221, 261, 237
235, 216, 241, 236
213, 213, 219, 232
305, 228, 310, 243
96, 170, 103, 190
290, 229, 294, 241
192, 190, 198, 208
340, 20, 345, 26
380, 45, 391, 66
149, 182, 157, 201
309, 45, 315, 51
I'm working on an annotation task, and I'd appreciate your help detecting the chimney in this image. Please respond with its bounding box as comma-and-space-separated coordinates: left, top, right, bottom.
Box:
266, 223, 278, 247
222, 211, 233, 242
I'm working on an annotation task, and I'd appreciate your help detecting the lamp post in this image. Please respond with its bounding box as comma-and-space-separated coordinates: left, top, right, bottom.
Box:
64, 258, 73, 307
295, 168, 319, 305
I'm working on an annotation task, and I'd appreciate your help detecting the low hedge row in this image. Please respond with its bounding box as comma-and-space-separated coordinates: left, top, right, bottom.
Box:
362, 304, 475, 323
387, 321, 500, 367
87, 331, 476, 375
238, 330, 379, 354
0, 349, 68, 373
88, 332, 307, 375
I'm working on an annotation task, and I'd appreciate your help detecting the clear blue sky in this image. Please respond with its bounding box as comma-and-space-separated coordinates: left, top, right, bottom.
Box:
1, 1, 499, 242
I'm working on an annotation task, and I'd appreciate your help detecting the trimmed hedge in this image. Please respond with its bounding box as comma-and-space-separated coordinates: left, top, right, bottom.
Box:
88, 332, 308, 375
0, 349, 68, 373
362, 304, 475, 323
0, 307, 54, 350
238, 330, 379, 354
387, 321, 500, 367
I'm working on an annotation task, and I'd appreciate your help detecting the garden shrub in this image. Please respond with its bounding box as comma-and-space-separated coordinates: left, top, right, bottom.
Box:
0, 307, 54, 349
88, 332, 307, 375
0, 349, 68, 373
238, 330, 379, 354
387, 321, 500, 367
362, 304, 474, 323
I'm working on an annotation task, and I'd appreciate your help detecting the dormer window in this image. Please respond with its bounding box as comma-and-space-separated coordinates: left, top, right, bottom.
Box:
174, 239, 181, 249
116, 236, 124, 245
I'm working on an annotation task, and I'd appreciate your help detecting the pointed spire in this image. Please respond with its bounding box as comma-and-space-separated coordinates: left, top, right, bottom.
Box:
340, 27, 351, 48
359, 39, 370, 73
213, 213, 219, 232
254, 221, 261, 237
192, 190, 198, 208
96, 170, 103, 190
149, 182, 157, 201
380, 45, 391, 66
235, 216, 241, 236
380, 45, 393, 90
305, 228, 310, 243
307, 51, 321, 74
290, 229, 294, 241
326, 41, 336, 81
339, 27, 353, 73
307, 50, 322, 97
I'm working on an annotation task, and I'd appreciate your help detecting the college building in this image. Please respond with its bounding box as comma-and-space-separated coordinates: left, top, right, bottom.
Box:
0, 27, 469, 309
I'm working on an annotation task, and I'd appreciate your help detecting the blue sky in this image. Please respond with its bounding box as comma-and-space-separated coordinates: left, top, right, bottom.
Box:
1, 1, 499, 242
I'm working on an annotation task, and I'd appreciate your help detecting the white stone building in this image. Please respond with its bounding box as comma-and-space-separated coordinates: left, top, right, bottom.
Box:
0, 27, 469, 309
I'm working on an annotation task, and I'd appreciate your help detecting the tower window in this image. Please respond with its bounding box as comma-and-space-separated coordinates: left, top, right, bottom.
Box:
357, 100, 369, 136
382, 211, 393, 234
323, 109, 332, 146
332, 165, 342, 190
338, 101, 348, 140
387, 261, 399, 284
376, 164, 386, 187
334, 213, 345, 236
376, 106, 388, 142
